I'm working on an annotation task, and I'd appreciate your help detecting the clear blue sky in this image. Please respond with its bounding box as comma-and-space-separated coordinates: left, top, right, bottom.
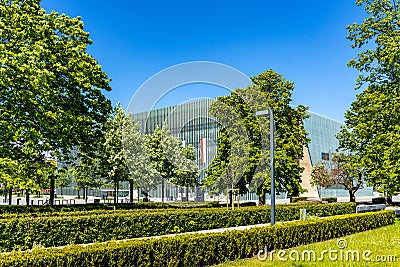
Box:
41, 0, 367, 122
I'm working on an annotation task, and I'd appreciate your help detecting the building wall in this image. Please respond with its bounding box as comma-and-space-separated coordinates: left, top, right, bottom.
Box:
54, 98, 374, 201
131, 98, 373, 200
303, 112, 342, 166
302, 112, 373, 198
132, 99, 218, 183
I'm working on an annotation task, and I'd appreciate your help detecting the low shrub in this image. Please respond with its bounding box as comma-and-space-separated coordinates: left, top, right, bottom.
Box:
291, 197, 308, 203
0, 201, 254, 215
0, 202, 355, 251
372, 197, 386, 204
0, 202, 187, 214
0, 210, 394, 267
322, 197, 337, 203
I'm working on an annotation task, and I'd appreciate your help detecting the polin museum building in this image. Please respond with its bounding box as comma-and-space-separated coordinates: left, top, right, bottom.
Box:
131, 98, 373, 202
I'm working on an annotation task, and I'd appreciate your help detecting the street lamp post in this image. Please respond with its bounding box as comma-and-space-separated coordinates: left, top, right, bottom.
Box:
255, 109, 275, 226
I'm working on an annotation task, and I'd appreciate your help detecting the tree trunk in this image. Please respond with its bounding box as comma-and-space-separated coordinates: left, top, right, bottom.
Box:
231, 188, 235, 208
129, 181, 134, 203
185, 187, 189, 203
161, 178, 165, 204
258, 194, 266, 205
85, 188, 88, 204
117, 182, 119, 204
137, 188, 140, 202
180, 187, 184, 202
349, 189, 356, 202
50, 177, 55, 206
25, 190, 30, 206
8, 188, 12, 205
113, 180, 117, 205
318, 185, 322, 201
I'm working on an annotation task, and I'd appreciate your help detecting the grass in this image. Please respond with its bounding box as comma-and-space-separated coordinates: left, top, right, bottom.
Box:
217, 220, 400, 267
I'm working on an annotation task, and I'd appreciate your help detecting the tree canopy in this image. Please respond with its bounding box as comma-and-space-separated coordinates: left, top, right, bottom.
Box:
337, 0, 400, 196
145, 124, 199, 202
204, 70, 309, 200
0, 0, 112, 197
310, 154, 365, 202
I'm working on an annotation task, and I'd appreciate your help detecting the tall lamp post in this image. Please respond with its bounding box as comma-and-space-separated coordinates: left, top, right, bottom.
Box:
255, 110, 275, 226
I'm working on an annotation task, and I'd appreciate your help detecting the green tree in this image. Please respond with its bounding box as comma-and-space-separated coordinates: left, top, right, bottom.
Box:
169, 145, 200, 201
338, 0, 400, 198
71, 153, 104, 202
311, 154, 365, 202
204, 96, 252, 205
0, 0, 112, 205
0, 158, 39, 204
205, 70, 309, 203
122, 110, 160, 202
329, 153, 365, 203
55, 169, 73, 196
310, 162, 333, 199
145, 124, 199, 203
102, 105, 130, 204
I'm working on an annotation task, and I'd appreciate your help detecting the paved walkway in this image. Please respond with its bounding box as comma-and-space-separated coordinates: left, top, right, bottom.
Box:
77, 222, 273, 248
42, 222, 274, 251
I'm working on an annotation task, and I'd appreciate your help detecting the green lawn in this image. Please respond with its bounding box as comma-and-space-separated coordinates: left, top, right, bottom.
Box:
217, 220, 400, 267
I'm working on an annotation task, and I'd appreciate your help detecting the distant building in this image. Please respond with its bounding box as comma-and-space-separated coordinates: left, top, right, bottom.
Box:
131, 99, 373, 201
57, 99, 372, 201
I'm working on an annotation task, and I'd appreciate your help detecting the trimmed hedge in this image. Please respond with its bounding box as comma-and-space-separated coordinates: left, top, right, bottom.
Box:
0, 201, 259, 215
372, 197, 386, 204
322, 197, 337, 203
0, 202, 216, 214
0, 210, 394, 267
0, 203, 355, 251
291, 196, 308, 203
0, 206, 181, 220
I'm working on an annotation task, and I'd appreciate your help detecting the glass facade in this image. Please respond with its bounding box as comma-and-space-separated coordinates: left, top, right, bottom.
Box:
132, 99, 218, 182
132, 98, 373, 200
303, 112, 342, 166
303, 111, 373, 198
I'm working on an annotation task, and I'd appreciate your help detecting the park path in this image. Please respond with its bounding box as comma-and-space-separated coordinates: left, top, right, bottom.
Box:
48, 222, 274, 250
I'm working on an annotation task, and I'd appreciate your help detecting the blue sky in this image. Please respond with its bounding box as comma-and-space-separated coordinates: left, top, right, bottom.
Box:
41, 0, 367, 122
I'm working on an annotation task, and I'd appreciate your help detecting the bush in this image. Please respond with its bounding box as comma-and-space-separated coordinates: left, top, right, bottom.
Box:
291, 197, 308, 203
0, 202, 355, 251
0, 201, 254, 215
0, 210, 394, 267
211, 201, 258, 208
372, 197, 386, 204
322, 197, 337, 203
0, 202, 184, 214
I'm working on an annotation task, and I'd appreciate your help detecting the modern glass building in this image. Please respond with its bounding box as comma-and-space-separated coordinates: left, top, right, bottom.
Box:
303, 111, 342, 167
132, 99, 218, 182
301, 112, 373, 198
132, 98, 373, 201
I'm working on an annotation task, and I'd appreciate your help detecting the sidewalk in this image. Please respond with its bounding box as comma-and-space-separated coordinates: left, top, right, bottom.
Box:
43, 222, 274, 251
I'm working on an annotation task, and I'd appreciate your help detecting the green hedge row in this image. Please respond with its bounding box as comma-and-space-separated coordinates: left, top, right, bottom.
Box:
0, 201, 258, 215
0, 210, 394, 267
0, 202, 221, 214
322, 197, 337, 203
0, 202, 352, 221
291, 196, 308, 203
291, 197, 338, 203
0, 203, 355, 251
0, 206, 180, 220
